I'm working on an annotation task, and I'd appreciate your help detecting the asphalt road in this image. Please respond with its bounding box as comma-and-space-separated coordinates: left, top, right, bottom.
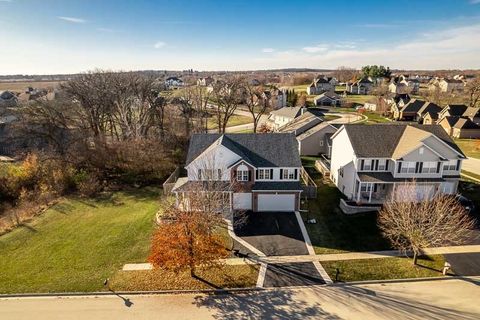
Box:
2, 278, 480, 320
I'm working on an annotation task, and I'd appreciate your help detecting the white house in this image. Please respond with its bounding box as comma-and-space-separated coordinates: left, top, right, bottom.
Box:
165, 76, 184, 89
172, 133, 303, 212
306, 78, 334, 95
313, 92, 341, 106
268, 106, 307, 130
330, 124, 466, 204
346, 78, 374, 95
197, 77, 214, 86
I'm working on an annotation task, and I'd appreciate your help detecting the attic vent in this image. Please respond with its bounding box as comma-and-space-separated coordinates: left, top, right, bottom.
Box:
419, 147, 424, 155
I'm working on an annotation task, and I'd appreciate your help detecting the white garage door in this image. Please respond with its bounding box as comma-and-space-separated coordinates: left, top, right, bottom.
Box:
233, 193, 252, 210
257, 194, 295, 212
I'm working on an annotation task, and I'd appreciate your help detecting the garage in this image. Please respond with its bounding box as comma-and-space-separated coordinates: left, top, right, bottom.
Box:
257, 194, 296, 212
233, 193, 252, 210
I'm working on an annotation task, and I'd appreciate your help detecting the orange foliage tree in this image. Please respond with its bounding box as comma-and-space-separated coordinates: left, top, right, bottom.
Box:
148, 204, 229, 276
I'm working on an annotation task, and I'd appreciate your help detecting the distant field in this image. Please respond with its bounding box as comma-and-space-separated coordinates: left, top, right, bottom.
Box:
0, 81, 63, 92
455, 139, 480, 159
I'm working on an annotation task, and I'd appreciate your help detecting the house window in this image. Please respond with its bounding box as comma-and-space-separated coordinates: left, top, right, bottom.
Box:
257, 169, 271, 180
400, 161, 416, 174
237, 169, 249, 181
282, 169, 295, 180
360, 184, 372, 192
339, 167, 344, 178
443, 160, 457, 171
319, 140, 324, 147
363, 159, 372, 171
378, 159, 386, 171
422, 161, 437, 174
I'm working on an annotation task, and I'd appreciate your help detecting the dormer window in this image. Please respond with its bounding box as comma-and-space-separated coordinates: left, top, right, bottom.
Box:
236, 164, 249, 181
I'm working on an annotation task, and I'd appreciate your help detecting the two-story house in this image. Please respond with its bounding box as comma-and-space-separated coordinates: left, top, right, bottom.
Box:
306, 78, 334, 95
172, 133, 303, 212
330, 124, 466, 204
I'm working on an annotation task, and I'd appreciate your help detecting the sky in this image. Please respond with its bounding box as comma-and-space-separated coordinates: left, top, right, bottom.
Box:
1, 0, 480, 74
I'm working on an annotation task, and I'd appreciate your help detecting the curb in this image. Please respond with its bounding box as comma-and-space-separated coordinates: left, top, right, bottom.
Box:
330, 275, 480, 287
0, 286, 267, 299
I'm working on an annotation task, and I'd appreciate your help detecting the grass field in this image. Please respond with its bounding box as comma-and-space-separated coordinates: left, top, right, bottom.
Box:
323, 255, 448, 282
344, 94, 375, 105
0, 187, 161, 294
301, 158, 391, 254
0, 81, 62, 91
362, 111, 391, 124
455, 139, 480, 159
207, 114, 252, 129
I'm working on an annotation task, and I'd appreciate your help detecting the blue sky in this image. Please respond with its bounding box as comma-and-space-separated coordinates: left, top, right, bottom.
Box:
1, 0, 480, 74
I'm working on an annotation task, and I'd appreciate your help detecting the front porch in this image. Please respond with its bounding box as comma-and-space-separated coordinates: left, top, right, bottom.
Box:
352, 174, 444, 204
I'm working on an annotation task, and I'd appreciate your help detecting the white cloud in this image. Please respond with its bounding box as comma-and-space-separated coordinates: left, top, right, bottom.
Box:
470, 0, 480, 4
58, 16, 87, 24
261, 48, 275, 53
252, 23, 480, 70
154, 41, 166, 49
302, 44, 329, 53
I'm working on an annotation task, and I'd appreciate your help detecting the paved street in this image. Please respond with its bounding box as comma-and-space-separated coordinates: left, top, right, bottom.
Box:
1, 278, 479, 320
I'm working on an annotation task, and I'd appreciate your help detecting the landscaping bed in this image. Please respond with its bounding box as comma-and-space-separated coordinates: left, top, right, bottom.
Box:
110, 264, 259, 291
323, 255, 448, 282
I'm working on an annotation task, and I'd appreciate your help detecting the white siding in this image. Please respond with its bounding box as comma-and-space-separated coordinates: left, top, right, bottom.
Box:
330, 128, 356, 199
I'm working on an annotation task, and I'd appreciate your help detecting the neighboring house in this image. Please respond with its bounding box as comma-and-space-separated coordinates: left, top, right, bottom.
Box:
346, 78, 374, 95
268, 106, 308, 130
277, 111, 337, 156
0, 91, 18, 108
165, 77, 184, 89
313, 92, 341, 106
326, 77, 338, 86
388, 93, 411, 116
257, 88, 287, 109
306, 78, 334, 95
197, 77, 214, 86
429, 78, 464, 93
438, 116, 480, 139
388, 82, 408, 94
172, 133, 303, 212
394, 99, 440, 122
330, 124, 466, 204
416, 102, 442, 124
437, 104, 480, 124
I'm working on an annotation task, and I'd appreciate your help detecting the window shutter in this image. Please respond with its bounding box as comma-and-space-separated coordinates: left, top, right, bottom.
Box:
415, 162, 420, 173
385, 160, 389, 171
375, 160, 379, 171
270, 169, 273, 180
456, 160, 461, 171
233, 170, 237, 179
419, 162, 423, 173
371, 160, 375, 170
255, 169, 259, 180
360, 160, 364, 170
397, 162, 402, 173
280, 169, 283, 180
436, 162, 441, 173
374, 184, 378, 192
248, 171, 252, 181
198, 169, 202, 180
294, 169, 298, 180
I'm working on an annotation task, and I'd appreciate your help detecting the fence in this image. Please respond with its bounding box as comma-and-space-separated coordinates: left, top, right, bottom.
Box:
162, 167, 181, 195
300, 166, 317, 199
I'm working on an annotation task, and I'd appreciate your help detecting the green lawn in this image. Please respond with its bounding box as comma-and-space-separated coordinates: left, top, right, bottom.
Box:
344, 94, 375, 105
301, 158, 391, 254
455, 139, 480, 159
462, 170, 480, 181
207, 114, 252, 130
323, 255, 448, 282
363, 111, 391, 124
323, 114, 342, 121
0, 187, 161, 294
110, 264, 259, 291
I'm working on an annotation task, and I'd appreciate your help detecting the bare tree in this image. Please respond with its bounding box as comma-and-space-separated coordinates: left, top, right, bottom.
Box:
243, 82, 270, 133
211, 78, 243, 133
333, 66, 358, 83
378, 185, 475, 265
465, 78, 480, 108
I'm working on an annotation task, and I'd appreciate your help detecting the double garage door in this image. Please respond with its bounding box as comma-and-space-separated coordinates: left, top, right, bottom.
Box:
257, 194, 296, 212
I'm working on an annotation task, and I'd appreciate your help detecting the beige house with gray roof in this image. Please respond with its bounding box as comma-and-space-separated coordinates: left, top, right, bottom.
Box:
330, 124, 465, 205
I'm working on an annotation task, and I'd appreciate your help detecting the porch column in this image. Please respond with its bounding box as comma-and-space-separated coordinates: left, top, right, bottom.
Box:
357, 181, 362, 201
229, 192, 233, 213
368, 183, 373, 203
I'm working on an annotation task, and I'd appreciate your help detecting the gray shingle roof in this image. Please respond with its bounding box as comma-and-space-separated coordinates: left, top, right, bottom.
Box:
270, 106, 305, 119
342, 123, 465, 158
400, 99, 426, 113
186, 133, 302, 167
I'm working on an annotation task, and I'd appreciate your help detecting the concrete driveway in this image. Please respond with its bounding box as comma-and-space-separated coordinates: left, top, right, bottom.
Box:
446, 229, 480, 276
233, 211, 309, 256
264, 262, 326, 287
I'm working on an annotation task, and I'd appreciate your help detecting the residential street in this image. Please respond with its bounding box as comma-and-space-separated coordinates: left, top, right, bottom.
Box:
1, 278, 479, 320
